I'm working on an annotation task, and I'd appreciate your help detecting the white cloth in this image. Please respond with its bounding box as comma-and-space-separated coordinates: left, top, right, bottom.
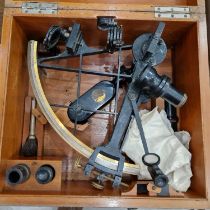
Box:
122, 107, 192, 192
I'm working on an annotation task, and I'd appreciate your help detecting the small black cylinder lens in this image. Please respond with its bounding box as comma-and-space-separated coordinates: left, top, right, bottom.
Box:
6, 164, 30, 185
139, 66, 187, 107
35, 165, 55, 184
160, 81, 187, 107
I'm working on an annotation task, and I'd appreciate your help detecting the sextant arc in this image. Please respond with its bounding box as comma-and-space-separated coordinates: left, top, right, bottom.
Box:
27, 40, 140, 176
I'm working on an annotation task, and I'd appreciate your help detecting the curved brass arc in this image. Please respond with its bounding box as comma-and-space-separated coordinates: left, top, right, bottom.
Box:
27, 40, 140, 175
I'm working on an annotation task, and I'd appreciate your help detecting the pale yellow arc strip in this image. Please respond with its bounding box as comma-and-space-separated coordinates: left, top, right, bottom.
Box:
27, 40, 140, 175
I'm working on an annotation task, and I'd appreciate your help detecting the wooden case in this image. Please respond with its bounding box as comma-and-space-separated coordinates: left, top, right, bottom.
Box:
0, 0, 210, 208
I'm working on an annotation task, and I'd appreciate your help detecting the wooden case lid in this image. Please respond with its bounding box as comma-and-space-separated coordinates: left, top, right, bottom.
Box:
4, 0, 205, 12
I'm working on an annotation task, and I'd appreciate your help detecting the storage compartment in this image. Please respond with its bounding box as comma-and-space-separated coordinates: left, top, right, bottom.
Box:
0, 8, 209, 208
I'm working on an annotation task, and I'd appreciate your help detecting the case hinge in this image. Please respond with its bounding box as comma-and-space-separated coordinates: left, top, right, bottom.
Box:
155, 7, 190, 19
22, 2, 58, 14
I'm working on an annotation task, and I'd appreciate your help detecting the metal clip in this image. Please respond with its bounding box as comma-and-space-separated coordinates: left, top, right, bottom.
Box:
22, 2, 58, 14
155, 7, 190, 19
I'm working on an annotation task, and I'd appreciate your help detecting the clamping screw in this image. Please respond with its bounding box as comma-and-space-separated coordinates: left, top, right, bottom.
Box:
64, 32, 70, 38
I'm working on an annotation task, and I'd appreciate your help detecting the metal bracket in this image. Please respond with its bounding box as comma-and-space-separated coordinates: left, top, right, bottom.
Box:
155, 6, 190, 19
22, 2, 58, 14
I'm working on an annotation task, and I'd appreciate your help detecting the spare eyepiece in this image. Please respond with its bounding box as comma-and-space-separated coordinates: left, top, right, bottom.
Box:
6, 164, 30, 185
35, 165, 55, 184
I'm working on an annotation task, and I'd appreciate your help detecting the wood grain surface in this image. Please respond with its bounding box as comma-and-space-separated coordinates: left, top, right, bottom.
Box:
0, 2, 209, 208
0, 0, 3, 41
